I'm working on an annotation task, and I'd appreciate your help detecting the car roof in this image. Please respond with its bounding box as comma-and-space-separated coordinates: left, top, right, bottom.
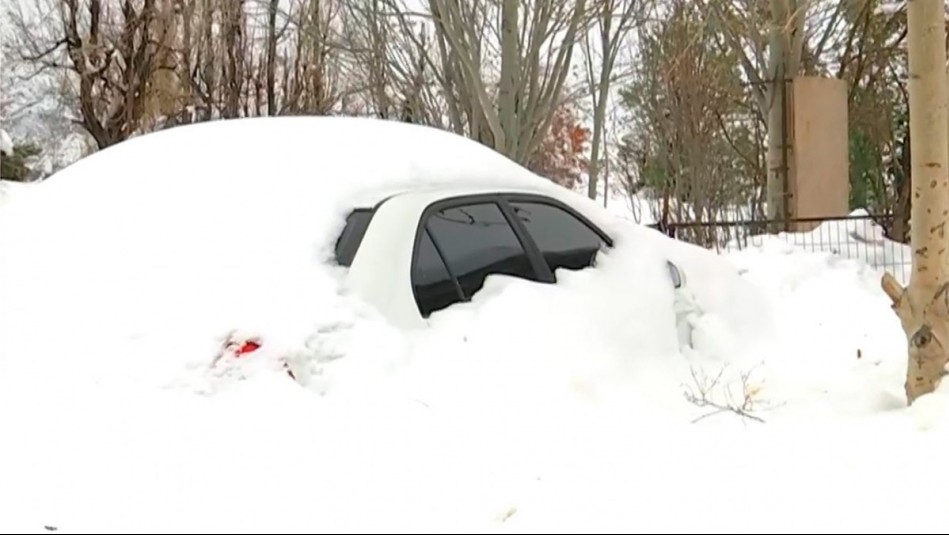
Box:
348, 183, 565, 209
370, 184, 622, 235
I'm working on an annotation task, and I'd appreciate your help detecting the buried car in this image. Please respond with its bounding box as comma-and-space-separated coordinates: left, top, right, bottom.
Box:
334, 186, 687, 330
0, 117, 770, 384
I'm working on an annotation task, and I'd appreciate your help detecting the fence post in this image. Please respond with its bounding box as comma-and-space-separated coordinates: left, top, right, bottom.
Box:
781, 76, 792, 233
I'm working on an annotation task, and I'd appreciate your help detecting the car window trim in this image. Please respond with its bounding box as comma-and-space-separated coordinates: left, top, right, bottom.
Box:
420, 223, 466, 309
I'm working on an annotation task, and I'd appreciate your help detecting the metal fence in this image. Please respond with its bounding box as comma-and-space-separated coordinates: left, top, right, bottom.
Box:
649, 213, 912, 284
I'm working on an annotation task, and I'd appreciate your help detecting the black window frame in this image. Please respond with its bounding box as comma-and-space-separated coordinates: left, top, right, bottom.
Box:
335, 208, 375, 267
409, 193, 614, 316
502, 194, 614, 280
413, 225, 467, 317
501, 194, 613, 245
334, 195, 398, 267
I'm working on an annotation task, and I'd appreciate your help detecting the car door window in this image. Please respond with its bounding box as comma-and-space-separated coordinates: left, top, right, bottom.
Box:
412, 228, 463, 317
422, 202, 540, 301
508, 201, 607, 275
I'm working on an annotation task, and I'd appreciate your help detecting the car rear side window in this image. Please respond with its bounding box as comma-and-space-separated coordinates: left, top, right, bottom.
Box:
412, 229, 464, 317
335, 209, 374, 267
422, 202, 540, 302
509, 201, 607, 275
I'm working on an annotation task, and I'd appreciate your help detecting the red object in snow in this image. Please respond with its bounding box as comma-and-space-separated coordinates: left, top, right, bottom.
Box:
234, 339, 261, 356
212, 333, 296, 381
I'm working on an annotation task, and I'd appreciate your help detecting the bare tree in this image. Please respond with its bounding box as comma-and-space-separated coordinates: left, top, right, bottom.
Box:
834, 3, 909, 241
882, 0, 949, 405
7, 0, 179, 149
340, 0, 398, 118
619, 0, 763, 243
580, 0, 643, 200
704, 0, 809, 225
380, 0, 592, 165
475, 0, 589, 164
265, 0, 280, 115
221, 0, 246, 118
280, 0, 342, 115
5, 0, 599, 182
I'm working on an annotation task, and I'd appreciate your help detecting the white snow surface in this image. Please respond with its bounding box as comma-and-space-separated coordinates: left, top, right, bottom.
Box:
730, 209, 913, 285
1, 117, 948, 533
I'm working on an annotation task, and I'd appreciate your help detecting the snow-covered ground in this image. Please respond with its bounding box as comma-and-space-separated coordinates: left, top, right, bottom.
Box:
0, 119, 946, 533
729, 210, 913, 286
0, 179, 29, 208
3, 237, 937, 534
579, 176, 912, 284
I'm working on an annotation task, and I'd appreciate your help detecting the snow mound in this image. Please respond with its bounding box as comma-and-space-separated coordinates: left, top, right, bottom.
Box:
9, 118, 940, 533
0, 117, 566, 388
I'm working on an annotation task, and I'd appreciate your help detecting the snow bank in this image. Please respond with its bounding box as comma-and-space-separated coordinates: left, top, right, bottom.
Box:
587, 189, 911, 286
0, 239, 773, 533
0, 117, 776, 531
0, 179, 21, 207
3, 118, 946, 533
724, 243, 907, 417
729, 209, 912, 285
0, 116, 755, 396
0, 117, 565, 388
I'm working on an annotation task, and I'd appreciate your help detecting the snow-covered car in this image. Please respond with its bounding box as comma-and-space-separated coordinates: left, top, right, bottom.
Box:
334, 183, 687, 330
0, 117, 767, 382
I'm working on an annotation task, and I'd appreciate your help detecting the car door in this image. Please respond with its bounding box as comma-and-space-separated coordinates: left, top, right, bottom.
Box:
409, 193, 613, 318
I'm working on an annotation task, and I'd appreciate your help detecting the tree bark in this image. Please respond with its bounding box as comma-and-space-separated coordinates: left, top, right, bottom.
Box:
765, 0, 790, 224
222, 0, 244, 119
498, 0, 520, 157
266, 0, 279, 116
587, 68, 611, 200
881, 0, 949, 405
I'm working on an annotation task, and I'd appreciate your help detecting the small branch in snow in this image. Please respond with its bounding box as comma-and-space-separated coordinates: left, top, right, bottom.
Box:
495, 506, 517, 524
683, 365, 767, 424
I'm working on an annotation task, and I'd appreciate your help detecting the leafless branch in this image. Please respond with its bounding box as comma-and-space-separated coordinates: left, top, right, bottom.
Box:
682, 364, 767, 424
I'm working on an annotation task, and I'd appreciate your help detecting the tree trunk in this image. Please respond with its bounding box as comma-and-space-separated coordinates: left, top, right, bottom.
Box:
201, 0, 216, 120
881, 0, 949, 406
586, 0, 638, 201
266, 0, 279, 116
766, 0, 789, 225
498, 0, 519, 157
222, 0, 244, 119
892, 125, 911, 243
587, 73, 610, 200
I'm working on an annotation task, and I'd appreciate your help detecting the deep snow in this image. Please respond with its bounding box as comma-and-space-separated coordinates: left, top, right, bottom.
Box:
1, 118, 948, 534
